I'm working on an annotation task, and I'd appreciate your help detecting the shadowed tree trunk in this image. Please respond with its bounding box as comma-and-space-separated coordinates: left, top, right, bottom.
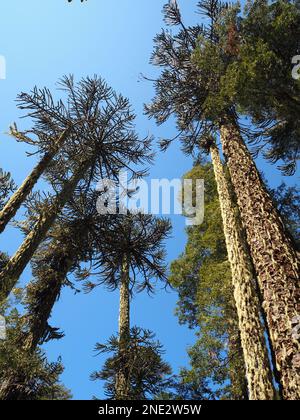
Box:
115, 255, 131, 400
220, 119, 300, 400
0, 129, 70, 234
0, 158, 91, 301
210, 144, 275, 400
227, 323, 249, 400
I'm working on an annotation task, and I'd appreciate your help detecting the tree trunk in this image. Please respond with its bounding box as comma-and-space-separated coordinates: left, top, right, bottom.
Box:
210, 144, 275, 400
0, 158, 91, 301
115, 255, 131, 400
23, 254, 74, 352
227, 318, 249, 400
0, 129, 70, 234
220, 119, 300, 400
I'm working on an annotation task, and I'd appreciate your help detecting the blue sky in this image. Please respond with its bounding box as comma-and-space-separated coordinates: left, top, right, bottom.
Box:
0, 0, 298, 400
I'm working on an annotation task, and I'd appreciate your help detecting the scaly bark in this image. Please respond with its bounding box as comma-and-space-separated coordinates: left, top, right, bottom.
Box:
210, 144, 275, 400
0, 129, 70, 234
220, 119, 300, 400
115, 256, 131, 400
0, 158, 91, 301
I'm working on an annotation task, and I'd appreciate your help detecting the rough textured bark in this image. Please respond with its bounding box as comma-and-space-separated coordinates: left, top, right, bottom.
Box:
210, 145, 275, 400
220, 120, 300, 400
115, 256, 131, 400
0, 159, 91, 301
0, 129, 70, 234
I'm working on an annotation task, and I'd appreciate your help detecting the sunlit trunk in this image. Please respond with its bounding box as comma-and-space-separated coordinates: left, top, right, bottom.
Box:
115, 255, 131, 400
210, 144, 275, 400
220, 120, 300, 400
0, 158, 91, 301
0, 129, 70, 234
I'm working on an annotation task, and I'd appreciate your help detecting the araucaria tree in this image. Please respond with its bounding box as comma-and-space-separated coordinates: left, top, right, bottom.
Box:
0, 75, 152, 301
88, 213, 172, 400
146, 0, 278, 399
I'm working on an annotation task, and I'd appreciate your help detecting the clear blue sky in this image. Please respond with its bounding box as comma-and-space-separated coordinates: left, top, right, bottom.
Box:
0, 0, 298, 400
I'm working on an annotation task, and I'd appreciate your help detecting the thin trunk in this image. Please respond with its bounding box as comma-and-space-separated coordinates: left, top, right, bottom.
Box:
220, 119, 300, 400
0, 158, 91, 301
210, 145, 275, 400
0, 129, 70, 234
115, 255, 131, 400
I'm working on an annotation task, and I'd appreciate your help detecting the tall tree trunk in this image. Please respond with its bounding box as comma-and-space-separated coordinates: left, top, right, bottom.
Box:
210, 144, 275, 400
220, 119, 300, 400
115, 255, 131, 400
0, 129, 70, 234
0, 158, 91, 301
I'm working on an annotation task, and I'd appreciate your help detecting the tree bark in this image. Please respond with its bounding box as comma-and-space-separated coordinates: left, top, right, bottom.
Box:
220, 119, 300, 400
0, 158, 91, 301
115, 255, 131, 400
0, 129, 70, 234
210, 144, 275, 400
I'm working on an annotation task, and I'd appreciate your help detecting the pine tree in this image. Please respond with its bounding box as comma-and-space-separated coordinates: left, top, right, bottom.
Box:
0, 75, 152, 301
87, 213, 171, 400
0, 295, 71, 400
146, 0, 275, 400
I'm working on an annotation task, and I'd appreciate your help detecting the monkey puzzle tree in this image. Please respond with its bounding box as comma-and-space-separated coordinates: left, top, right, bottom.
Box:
146, 0, 275, 400
85, 212, 171, 400
0, 75, 152, 301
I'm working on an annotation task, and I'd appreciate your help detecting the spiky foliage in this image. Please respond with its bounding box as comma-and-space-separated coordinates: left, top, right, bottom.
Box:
145, 0, 234, 155
0, 75, 153, 300
0, 299, 71, 400
81, 212, 172, 293
0, 169, 15, 208
91, 327, 172, 400
17, 75, 153, 184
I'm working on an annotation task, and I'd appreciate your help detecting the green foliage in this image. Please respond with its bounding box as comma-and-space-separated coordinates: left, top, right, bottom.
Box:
220, 0, 300, 174
0, 299, 71, 400
0, 169, 16, 208
91, 327, 172, 400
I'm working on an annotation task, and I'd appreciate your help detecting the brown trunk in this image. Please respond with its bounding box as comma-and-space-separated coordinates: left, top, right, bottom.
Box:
115, 256, 131, 400
210, 145, 275, 400
0, 158, 91, 301
220, 120, 300, 400
0, 129, 70, 234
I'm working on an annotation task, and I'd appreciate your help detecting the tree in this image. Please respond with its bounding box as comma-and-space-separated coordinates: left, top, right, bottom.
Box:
0, 75, 152, 301
147, 0, 300, 399
170, 163, 249, 400
86, 212, 172, 400
92, 327, 172, 400
222, 0, 300, 175
146, 0, 275, 400
0, 296, 71, 400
